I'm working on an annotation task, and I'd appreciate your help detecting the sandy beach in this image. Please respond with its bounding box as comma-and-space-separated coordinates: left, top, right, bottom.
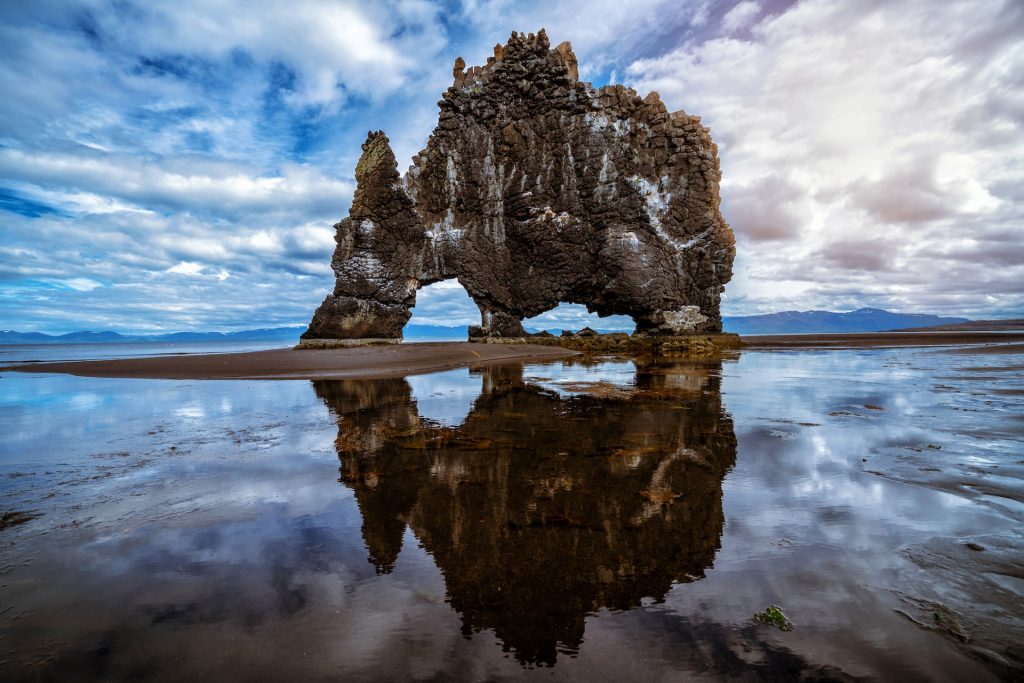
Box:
2, 342, 577, 380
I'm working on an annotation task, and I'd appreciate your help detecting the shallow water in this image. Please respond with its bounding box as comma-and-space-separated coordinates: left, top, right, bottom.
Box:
0, 340, 292, 365
0, 346, 1021, 681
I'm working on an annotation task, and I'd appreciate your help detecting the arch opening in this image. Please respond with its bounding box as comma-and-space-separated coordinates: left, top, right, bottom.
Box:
523, 304, 636, 335
404, 279, 477, 341
406, 283, 638, 340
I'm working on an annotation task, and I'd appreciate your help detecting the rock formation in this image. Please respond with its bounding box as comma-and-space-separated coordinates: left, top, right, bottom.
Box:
314, 358, 736, 665
303, 29, 734, 342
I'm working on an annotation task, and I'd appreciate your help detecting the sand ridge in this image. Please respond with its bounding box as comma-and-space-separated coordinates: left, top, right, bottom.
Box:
1, 342, 578, 380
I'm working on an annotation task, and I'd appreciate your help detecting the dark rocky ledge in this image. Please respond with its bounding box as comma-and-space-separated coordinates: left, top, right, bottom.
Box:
470, 331, 742, 357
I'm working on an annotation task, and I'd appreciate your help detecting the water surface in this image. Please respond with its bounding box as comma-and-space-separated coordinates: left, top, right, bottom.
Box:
0, 346, 1021, 680
0, 340, 292, 365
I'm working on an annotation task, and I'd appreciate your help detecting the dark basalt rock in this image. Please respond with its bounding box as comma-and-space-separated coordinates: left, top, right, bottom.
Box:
303, 29, 735, 342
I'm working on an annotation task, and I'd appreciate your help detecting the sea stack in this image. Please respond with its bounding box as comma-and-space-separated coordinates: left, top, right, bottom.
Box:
302, 29, 735, 343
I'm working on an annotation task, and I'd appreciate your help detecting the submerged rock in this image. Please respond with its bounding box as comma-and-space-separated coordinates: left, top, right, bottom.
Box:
303, 29, 735, 342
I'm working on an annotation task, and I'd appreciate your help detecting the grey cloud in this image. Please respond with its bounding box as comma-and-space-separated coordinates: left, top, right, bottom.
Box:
817, 240, 894, 273
625, 0, 1023, 317
722, 175, 805, 241
846, 157, 954, 224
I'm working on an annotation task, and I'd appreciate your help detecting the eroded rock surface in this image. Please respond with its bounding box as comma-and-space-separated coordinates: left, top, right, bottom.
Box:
304, 29, 735, 341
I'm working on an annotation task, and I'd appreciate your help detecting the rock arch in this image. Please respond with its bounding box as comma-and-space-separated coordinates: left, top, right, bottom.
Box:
302, 29, 735, 344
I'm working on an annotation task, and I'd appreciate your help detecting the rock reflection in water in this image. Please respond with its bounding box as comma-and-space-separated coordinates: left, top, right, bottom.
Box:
314, 359, 736, 665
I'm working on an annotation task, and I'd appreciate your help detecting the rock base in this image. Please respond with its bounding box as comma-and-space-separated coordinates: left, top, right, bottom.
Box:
295, 338, 401, 350
478, 332, 741, 357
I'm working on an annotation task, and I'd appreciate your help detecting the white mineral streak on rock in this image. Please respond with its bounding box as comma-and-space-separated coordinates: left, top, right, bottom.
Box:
584, 112, 608, 132
677, 227, 714, 250
661, 306, 708, 334
585, 113, 633, 138
631, 174, 709, 253
402, 155, 427, 202
346, 252, 385, 277
446, 154, 458, 204
481, 141, 506, 244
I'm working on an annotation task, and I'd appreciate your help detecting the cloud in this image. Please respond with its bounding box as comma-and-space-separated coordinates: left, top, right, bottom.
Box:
167, 262, 205, 276
525, 305, 635, 332
722, 175, 805, 241
627, 0, 1024, 316
0, 0, 1021, 333
721, 1, 761, 33
0, 149, 351, 220
166, 261, 228, 280
71, 1, 436, 109
408, 280, 480, 327
816, 240, 892, 273
62, 278, 104, 292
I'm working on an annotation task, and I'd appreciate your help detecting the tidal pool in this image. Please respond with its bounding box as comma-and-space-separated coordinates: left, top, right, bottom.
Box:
0, 346, 1021, 681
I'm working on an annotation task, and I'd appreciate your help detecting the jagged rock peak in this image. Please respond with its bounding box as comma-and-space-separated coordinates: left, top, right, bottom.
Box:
303, 30, 735, 342
452, 28, 577, 91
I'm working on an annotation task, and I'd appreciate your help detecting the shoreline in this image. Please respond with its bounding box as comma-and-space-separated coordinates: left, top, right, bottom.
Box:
3, 331, 1023, 381
0, 342, 578, 380
740, 330, 1024, 349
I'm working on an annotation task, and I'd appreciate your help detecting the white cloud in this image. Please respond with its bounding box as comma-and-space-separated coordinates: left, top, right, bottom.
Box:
62, 278, 103, 292
525, 305, 635, 332
86, 0, 437, 109
721, 1, 761, 33
0, 149, 351, 219
166, 261, 205, 276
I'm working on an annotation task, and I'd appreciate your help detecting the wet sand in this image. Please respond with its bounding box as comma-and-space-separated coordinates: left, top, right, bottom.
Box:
1, 342, 577, 380
742, 331, 1024, 349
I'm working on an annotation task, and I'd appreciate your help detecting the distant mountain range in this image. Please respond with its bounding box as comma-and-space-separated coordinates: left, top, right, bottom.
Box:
892, 318, 1024, 332
0, 327, 308, 344
721, 308, 969, 334
0, 324, 475, 344
4, 309, 1009, 344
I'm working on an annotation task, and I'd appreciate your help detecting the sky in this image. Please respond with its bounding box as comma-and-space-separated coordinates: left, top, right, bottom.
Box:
0, 0, 1021, 334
